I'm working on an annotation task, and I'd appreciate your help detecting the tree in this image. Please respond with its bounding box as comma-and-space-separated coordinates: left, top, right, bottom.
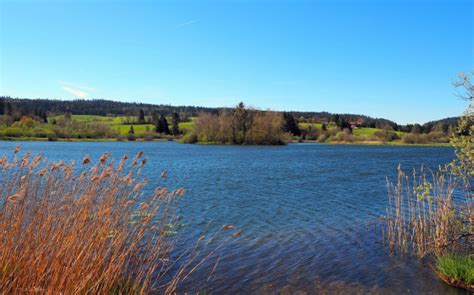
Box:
0, 98, 4, 115
127, 125, 136, 141
138, 109, 145, 124
450, 72, 473, 190
171, 112, 180, 135
64, 108, 71, 121
411, 124, 422, 134
161, 115, 170, 135
331, 114, 340, 126
6, 102, 12, 116
283, 112, 301, 136
155, 115, 170, 134
232, 102, 251, 144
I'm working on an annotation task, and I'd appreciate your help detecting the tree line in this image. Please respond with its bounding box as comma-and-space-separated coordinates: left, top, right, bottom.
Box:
1, 96, 457, 132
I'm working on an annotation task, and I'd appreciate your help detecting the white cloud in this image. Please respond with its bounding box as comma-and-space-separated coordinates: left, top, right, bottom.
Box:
60, 82, 94, 98
176, 20, 198, 28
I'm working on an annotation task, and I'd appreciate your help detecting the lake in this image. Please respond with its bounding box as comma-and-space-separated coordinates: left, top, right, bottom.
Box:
0, 141, 465, 294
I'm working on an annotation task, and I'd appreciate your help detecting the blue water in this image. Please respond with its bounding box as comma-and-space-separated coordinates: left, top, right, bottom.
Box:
0, 141, 464, 294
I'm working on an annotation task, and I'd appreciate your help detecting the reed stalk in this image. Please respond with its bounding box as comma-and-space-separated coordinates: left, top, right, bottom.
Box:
0, 147, 189, 294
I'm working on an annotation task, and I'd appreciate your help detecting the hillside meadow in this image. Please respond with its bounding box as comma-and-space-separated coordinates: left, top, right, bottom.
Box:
0, 113, 452, 146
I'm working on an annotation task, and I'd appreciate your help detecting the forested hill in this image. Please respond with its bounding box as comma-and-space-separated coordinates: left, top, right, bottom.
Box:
0, 96, 457, 130
0, 97, 215, 117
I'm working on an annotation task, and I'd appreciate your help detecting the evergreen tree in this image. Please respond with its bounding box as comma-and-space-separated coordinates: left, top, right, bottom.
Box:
138, 109, 145, 124
283, 112, 301, 136
154, 116, 163, 133
6, 102, 12, 116
172, 112, 180, 135
0, 98, 4, 115
160, 115, 170, 135
127, 125, 136, 141
41, 110, 48, 123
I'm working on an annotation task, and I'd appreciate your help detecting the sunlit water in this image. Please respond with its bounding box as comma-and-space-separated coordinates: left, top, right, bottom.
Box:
0, 141, 466, 294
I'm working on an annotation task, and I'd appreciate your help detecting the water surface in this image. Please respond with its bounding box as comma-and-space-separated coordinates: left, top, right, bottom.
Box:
0, 141, 464, 294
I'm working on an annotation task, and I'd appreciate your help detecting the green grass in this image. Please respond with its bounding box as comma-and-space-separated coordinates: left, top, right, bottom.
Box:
352, 127, 379, 136
111, 124, 155, 136
352, 127, 404, 137
178, 121, 193, 131
49, 115, 194, 136
298, 123, 322, 129
436, 254, 474, 284
51, 115, 133, 125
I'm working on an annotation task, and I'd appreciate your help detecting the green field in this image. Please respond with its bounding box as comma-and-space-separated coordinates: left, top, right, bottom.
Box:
52, 115, 139, 125
178, 121, 193, 131
353, 127, 404, 137
111, 124, 155, 135
47, 115, 193, 136
298, 122, 323, 129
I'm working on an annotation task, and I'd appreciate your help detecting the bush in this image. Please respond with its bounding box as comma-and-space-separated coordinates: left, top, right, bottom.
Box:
437, 254, 474, 285
3, 127, 23, 137
334, 129, 353, 142
47, 132, 58, 141
143, 132, 155, 141
427, 131, 450, 143
374, 130, 399, 142
317, 133, 329, 142
32, 128, 49, 138
401, 133, 428, 144
183, 133, 198, 144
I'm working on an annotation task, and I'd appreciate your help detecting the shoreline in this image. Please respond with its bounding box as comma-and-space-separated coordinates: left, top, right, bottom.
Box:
0, 137, 451, 147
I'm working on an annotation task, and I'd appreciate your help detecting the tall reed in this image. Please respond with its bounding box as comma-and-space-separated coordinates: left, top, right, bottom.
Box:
0, 147, 188, 293
384, 165, 472, 257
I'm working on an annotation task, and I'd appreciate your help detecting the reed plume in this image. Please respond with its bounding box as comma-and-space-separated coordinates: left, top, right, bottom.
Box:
0, 146, 188, 294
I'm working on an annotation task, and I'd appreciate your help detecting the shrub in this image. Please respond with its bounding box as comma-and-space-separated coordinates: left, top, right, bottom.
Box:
47, 132, 58, 141
427, 131, 450, 143
334, 129, 353, 142
436, 254, 474, 285
317, 133, 329, 143
374, 130, 399, 142
32, 128, 49, 138
143, 132, 155, 141
401, 133, 428, 144
3, 127, 23, 137
183, 133, 198, 144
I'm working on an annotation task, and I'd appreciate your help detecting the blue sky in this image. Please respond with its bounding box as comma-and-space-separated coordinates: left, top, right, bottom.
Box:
0, 0, 472, 124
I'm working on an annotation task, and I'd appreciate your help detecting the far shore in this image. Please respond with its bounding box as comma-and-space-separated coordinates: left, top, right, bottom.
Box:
0, 137, 452, 147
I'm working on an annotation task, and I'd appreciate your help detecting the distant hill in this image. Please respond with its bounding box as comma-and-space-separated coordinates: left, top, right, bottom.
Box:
0, 96, 457, 130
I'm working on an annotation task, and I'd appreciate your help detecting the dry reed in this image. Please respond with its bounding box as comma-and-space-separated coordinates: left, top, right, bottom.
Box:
384, 165, 472, 257
0, 146, 190, 294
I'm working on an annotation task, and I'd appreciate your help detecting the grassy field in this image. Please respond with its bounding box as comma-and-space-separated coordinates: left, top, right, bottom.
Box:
49, 115, 194, 136
353, 127, 405, 137
111, 124, 155, 135
298, 122, 323, 129
178, 121, 193, 132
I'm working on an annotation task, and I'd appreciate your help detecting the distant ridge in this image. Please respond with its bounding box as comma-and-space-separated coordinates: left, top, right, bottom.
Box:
0, 96, 458, 127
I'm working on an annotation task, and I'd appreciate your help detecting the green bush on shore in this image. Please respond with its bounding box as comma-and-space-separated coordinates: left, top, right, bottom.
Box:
436, 254, 474, 285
